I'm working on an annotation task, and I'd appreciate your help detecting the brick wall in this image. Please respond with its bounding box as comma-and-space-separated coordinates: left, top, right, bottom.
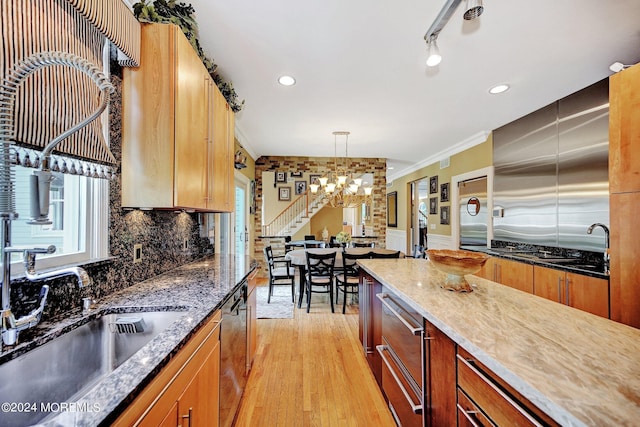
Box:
254, 156, 387, 274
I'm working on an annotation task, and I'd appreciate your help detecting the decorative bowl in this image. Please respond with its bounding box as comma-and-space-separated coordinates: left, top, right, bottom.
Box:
427, 249, 490, 292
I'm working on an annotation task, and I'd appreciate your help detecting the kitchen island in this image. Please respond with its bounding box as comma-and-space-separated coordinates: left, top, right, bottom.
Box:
358, 258, 640, 426
0, 254, 257, 427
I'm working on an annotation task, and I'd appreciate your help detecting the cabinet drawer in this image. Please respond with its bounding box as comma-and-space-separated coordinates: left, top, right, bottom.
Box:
457, 349, 552, 427
457, 388, 495, 427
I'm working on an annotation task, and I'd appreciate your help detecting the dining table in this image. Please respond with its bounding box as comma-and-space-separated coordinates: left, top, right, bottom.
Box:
285, 247, 402, 308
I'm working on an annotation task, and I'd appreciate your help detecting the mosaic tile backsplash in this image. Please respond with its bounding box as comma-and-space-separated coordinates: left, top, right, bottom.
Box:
10, 63, 213, 320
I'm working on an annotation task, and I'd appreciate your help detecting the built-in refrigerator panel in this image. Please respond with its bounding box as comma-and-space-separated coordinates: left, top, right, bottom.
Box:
493, 78, 610, 251
557, 80, 610, 251
493, 103, 559, 246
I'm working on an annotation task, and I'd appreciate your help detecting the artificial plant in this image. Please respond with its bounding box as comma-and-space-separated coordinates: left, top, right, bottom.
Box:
133, 0, 245, 112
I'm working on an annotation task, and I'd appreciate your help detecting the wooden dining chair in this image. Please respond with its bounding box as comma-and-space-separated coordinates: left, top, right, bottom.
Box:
335, 251, 370, 313
370, 250, 401, 259
305, 251, 337, 313
263, 246, 296, 303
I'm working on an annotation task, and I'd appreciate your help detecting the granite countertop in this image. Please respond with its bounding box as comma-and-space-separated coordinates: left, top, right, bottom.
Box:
358, 258, 640, 427
1, 254, 257, 427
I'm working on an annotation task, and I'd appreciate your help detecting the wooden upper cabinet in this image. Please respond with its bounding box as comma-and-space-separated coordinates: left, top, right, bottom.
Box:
609, 62, 640, 194
122, 23, 233, 211
208, 85, 234, 211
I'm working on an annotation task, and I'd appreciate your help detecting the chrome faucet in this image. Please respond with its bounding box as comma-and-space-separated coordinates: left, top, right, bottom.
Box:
587, 223, 610, 274
0, 52, 112, 346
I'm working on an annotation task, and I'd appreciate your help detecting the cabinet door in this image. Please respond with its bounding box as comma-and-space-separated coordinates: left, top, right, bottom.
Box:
533, 265, 564, 303
609, 63, 640, 194
425, 320, 457, 427
496, 258, 533, 293
566, 273, 609, 318
174, 30, 209, 209
475, 257, 496, 281
122, 23, 176, 209
156, 402, 178, 427
208, 85, 233, 211
177, 342, 220, 427
246, 283, 257, 371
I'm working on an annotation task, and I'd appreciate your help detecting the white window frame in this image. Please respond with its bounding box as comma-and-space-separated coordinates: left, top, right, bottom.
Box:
10, 42, 111, 275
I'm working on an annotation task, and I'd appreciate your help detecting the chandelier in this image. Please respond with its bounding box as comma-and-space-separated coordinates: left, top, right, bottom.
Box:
309, 131, 373, 208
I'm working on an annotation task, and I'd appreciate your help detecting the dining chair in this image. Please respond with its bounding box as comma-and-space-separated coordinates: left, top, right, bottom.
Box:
263, 246, 296, 303
305, 251, 337, 313
335, 251, 370, 313
371, 250, 401, 259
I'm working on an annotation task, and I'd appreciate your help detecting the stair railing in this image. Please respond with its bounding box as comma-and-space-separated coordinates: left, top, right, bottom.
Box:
262, 189, 324, 236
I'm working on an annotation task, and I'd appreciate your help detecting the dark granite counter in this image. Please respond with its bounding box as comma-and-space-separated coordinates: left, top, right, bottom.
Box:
0, 254, 257, 427
460, 244, 609, 280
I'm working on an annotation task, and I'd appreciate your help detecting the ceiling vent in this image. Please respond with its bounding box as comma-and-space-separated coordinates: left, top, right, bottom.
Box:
440, 157, 451, 169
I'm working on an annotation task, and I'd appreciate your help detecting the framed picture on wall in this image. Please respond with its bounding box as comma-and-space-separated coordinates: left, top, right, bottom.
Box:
309, 174, 321, 185
290, 171, 303, 178
440, 206, 450, 225
440, 182, 450, 202
429, 197, 438, 215
275, 171, 287, 183
295, 180, 307, 195
279, 186, 291, 201
430, 176, 438, 194
387, 191, 398, 227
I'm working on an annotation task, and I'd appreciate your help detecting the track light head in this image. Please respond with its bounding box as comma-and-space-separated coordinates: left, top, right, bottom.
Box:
426, 37, 442, 67
463, 0, 484, 20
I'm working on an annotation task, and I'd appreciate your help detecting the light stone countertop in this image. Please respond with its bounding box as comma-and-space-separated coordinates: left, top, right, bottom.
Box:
358, 258, 640, 427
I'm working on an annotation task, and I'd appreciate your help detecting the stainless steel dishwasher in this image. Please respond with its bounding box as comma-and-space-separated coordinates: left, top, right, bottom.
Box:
220, 280, 248, 427
376, 288, 425, 427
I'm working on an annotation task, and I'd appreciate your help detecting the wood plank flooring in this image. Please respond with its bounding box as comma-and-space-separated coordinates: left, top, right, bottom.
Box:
234, 283, 395, 426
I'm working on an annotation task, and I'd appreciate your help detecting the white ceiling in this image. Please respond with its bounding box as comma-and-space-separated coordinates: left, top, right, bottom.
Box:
187, 0, 640, 179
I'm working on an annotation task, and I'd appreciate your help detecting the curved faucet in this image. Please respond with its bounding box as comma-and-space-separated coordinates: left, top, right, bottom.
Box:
0, 52, 110, 346
587, 223, 610, 274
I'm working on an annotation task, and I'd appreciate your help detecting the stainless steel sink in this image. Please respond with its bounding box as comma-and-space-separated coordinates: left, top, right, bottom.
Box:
0, 309, 185, 427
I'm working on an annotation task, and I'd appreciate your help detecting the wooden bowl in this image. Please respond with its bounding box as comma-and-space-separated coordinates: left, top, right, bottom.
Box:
427, 249, 489, 292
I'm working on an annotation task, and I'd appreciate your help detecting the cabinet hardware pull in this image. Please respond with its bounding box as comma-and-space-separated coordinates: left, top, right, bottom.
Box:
557, 277, 562, 303
456, 403, 482, 427
376, 293, 423, 335
377, 344, 423, 414
565, 277, 570, 306
456, 354, 543, 427
181, 407, 192, 427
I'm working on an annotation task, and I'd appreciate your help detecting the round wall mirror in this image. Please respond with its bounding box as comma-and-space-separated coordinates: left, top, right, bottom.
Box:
467, 197, 481, 216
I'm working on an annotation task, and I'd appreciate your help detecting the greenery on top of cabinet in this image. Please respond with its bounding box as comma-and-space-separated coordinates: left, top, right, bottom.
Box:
133, 0, 245, 113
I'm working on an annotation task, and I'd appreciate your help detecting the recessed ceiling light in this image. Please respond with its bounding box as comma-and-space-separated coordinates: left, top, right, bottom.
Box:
278, 75, 296, 86
489, 84, 510, 94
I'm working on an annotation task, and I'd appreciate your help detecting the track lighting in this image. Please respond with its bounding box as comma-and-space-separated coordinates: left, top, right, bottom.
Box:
423, 0, 484, 67
426, 37, 442, 67
463, 0, 484, 20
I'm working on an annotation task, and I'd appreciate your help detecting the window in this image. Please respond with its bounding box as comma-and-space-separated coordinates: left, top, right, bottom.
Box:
10, 164, 108, 274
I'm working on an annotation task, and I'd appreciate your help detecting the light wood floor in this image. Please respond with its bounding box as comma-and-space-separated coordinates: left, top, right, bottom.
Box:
234, 283, 395, 426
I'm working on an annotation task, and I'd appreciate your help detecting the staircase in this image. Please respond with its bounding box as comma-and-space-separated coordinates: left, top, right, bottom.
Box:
262, 190, 329, 237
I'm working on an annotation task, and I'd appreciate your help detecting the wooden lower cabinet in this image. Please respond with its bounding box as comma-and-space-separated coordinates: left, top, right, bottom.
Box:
246, 269, 259, 371
533, 265, 609, 318
424, 320, 457, 427
477, 257, 534, 293
457, 347, 559, 427
114, 311, 222, 427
